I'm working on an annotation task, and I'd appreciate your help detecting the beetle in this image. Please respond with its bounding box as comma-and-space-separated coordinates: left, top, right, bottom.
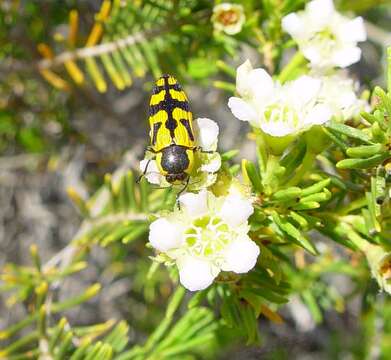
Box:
141, 75, 197, 186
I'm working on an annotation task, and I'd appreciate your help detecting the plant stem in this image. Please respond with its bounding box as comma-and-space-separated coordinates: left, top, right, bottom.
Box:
287, 150, 316, 186
339, 196, 367, 215
278, 52, 306, 83
134, 286, 186, 357
388, 47, 391, 93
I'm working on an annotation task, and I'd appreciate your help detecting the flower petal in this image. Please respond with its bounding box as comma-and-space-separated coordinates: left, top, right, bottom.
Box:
223, 22, 244, 35
304, 103, 333, 126
282, 13, 305, 39
302, 44, 324, 67
228, 97, 258, 123
195, 118, 219, 151
200, 153, 221, 173
236, 60, 274, 101
219, 194, 253, 227
222, 236, 260, 273
247, 68, 275, 102
288, 76, 321, 106
178, 256, 217, 291
236, 60, 253, 96
307, 0, 334, 27
139, 159, 163, 185
338, 17, 366, 43
149, 218, 183, 252
260, 121, 296, 137
179, 190, 208, 218
332, 46, 362, 68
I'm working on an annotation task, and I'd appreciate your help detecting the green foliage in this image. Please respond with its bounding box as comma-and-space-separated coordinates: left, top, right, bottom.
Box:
1, 0, 391, 359
35, 0, 315, 92
37, 0, 237, 92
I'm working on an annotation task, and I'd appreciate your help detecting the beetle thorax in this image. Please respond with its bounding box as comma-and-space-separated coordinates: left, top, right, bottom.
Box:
160, 145, 191, 183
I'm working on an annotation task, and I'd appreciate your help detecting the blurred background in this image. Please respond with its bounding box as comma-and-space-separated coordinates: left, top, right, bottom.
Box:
1, 0, 391, 358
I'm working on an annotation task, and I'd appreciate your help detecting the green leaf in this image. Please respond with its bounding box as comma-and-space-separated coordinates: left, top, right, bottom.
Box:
374, 86, 391, 119
0, 331, 39, 357
271, 211, 318, 255
360, 111, 377, 124
371, 121, 387, 143
372, 171, 387, 205
272, 187, 302, 201
323, 128, 349, 151
326, 121, 372, 144
103, 321, 129, 353
336, 153, 390, 169
299, 190, 331, 204
244, 160, 263, 193
346, 144, 385, 158
238, 302, 259, 344
216, 60, 236, 78
220, 296, 236, 328
221, 149, 239, 161
54, 330, 74, 360
241, 288, 288, 304
292, 201, 320, 210
121, 223, 149, 244
289, 211, 309, 229
366, 191, 381, 233
158, 332, 215, 358
301, 178, 331, 196
301, 290, 322, 323
187, 290, 208, 309
213, 80, 236, 93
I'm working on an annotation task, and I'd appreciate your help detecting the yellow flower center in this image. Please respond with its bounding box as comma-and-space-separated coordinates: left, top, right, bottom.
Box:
184, 215, 230, 258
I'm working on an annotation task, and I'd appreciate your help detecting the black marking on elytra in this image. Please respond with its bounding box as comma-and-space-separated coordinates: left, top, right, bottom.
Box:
180, 119, 194, 141
165, 117, 177, 138
149, 99, 189, 116
153, 83, 182, 92
152, 122, 162, 145
160, 145, 190, 176
149, 75, 191, 141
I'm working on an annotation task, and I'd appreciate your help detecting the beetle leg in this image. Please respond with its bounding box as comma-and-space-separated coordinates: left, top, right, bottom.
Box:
193, 146, 214, 154
146, 146, 158, 154
176, 177, 190, 209
136, 158, 153, 183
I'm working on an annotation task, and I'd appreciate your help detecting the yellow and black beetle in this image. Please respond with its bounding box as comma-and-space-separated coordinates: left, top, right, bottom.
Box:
141, 75, 197, 185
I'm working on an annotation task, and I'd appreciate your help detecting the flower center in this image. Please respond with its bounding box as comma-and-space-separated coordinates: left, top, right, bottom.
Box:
308, 28, 337, 55
184, 215, 230, 258
264, 103, 299, 126
317, 28, 336, 41
217, 10, 239, 26
380, 258, 391, 281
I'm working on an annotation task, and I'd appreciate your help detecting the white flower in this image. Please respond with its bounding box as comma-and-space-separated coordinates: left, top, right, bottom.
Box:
282, 0, 366, 69
341, 220, 391, 295
148, 188, 259, 291
369, 248, 391, 295
211, 3, 245, 35
149, 218, 183, 252
139, 118, 221, 191
316, 71, 370, 120
228, 60, 332, 137
358, 241, 391, 295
